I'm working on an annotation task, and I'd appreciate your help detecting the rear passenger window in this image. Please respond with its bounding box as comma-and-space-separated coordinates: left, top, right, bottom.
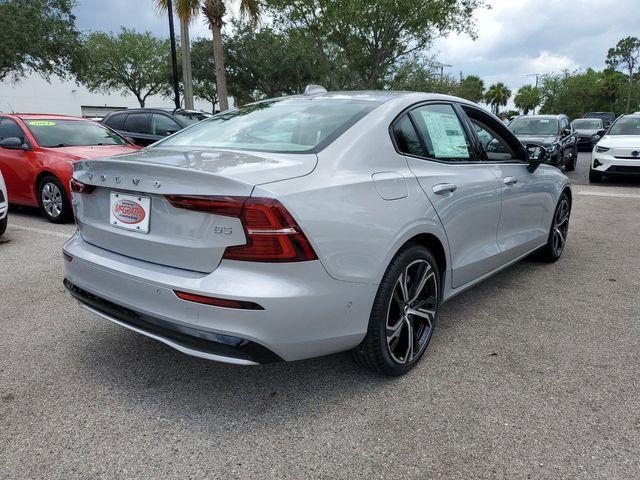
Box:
393, 116, 424, 156
104, 113, 126, 130
123, 114, 151, 134
410, 104, 473, 161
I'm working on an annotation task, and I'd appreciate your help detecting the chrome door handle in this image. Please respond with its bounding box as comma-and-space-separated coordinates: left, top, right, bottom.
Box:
503, 177, 518, 186
432, 183, 458, 195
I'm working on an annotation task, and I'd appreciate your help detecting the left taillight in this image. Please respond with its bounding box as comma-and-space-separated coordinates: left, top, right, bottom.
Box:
165, 195, 318, 263
70, 178, 95, 194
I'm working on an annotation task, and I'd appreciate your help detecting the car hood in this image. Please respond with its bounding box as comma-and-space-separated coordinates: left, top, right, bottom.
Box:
513, 134, 559, 146
40, 145, 141, 162
598, 135, 640, 148
81, 146, 319, 186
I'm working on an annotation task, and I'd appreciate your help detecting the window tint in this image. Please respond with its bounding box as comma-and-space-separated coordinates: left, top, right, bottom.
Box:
123, 113, 151, 134
104, 113, 127, 130
410, 104, 473, 161
393, 115, 423, 156
608, 116, 640, 135
510, 117, 559, 136
152, 114, 181, 136
0, 118, 26, 142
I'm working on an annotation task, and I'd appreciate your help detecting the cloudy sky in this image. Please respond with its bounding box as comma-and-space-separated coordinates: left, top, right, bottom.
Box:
75, 0, 639, 94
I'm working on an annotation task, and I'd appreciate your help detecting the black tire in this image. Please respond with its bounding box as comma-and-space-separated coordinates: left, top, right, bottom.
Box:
565, 145, 577, 171
589, 168, 603, 183
351, 244, 441, 376
37, 175, 73, 223
537, 192, 571, 263
0, 214, 6, 237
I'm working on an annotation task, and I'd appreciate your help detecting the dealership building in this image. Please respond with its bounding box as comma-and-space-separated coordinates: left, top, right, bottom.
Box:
0, 73, 215, 118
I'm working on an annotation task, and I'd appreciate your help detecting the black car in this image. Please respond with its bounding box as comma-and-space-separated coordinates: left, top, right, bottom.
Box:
571, 118, 607, 151
102, 108, 211, 146
508, 114, 578, 171
583, 111, 616, 129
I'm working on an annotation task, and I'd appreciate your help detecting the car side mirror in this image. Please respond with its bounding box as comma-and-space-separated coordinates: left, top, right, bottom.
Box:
0, 137, 29, 150
597, 129, 606, 136
165, 129, 179, 136
526, 144, 547, 172
563, 128, 572, 136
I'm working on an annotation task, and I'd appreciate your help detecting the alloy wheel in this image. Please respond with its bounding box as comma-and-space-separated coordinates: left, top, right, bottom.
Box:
41, 182, 63, 218
552, 197, 570, 257
385, 259, 438, 364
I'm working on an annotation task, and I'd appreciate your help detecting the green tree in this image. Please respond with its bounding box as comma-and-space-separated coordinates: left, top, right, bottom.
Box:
74, 29, 171, 107
266, 0, 485, 89
484, 82, 511, 115
190, 38, 217, 111
0, 0, 80, 82
606, 36, 640, 112
514, 85, 541, 114
155, 0, 201, 109
456, 75, 484, 102
202, 0, 261, 111
389, 60, 458, 95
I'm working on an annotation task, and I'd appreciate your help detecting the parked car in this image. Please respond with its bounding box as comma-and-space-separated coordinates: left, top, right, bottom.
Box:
571, 118, 607, 151
102, 108, 211, 146
63, 89, 571, 376
0, 169, 7, 236
590, 113, 640, 182
0, 114, 140, 222
508, 114, 578, 171
584, 111, 616, 129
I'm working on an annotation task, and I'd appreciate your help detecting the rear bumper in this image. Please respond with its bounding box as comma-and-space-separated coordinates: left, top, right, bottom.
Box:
63, 234, 377, 363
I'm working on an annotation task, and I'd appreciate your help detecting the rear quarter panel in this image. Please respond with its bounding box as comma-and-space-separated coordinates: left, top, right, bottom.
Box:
253, 97, 451, 285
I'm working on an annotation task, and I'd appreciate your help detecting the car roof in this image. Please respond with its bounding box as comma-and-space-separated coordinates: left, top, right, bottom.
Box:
2, 113, 88, 121
513, 114, 564, 120
105, 108, 207, 115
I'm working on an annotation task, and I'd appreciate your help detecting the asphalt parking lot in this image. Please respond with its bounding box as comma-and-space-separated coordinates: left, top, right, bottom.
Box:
1, 152, 639, 479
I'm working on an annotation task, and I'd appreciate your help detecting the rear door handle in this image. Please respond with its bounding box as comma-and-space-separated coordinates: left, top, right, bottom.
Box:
432, 183, 458, 195
503, 177, 518, 186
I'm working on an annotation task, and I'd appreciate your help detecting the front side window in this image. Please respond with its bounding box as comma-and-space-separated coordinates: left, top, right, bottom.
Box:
157, 98, 380, 153
409, 104, 473, 161
509, 117, 559, 136
152, 114, 181, 136
608, 116, 640, 136
24, 119, 127, 147
469, 120, 518, 161
0, 118, 26, 142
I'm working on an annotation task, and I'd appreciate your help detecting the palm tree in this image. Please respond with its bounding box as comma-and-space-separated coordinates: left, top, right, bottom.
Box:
202, 0, 260, 111
156, 0, 201, 109
514, 85, 541, 115
484, 82, 512, 115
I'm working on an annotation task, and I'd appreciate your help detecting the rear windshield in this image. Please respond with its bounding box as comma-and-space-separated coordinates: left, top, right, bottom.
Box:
572, 119, 602, 129
509, 117, 559, 136
156, 98, 380, 153
608, 116, 640, 135
25, 119, 128, 147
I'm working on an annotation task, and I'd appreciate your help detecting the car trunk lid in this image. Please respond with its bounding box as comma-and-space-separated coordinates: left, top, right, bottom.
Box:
72, 148, 317, 272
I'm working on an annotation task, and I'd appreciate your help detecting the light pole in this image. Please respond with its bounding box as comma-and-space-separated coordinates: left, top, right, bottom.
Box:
167, 0, 180, 109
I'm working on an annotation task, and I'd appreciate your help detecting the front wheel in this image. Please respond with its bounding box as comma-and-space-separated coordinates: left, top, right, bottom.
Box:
351, 244, 440, 376
537, 192, 571, 262
37, 175, 72, 223
0, 214, 7, 237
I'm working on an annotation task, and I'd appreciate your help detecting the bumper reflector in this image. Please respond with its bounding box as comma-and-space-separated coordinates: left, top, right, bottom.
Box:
174, 290, 265, 310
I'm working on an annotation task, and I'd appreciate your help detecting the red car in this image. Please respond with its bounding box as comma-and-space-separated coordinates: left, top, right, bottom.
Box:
0, 114, 140, 222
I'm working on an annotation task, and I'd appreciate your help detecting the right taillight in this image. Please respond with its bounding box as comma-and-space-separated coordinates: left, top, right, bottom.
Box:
165, 195, 317, 263
70, 178, 95, 194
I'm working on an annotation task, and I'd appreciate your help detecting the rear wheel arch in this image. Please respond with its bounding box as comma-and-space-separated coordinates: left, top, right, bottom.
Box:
399, 233, 447, 282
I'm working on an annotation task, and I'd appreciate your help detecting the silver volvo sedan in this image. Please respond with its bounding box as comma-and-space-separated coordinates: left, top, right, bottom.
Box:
63, 89, 571, 376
